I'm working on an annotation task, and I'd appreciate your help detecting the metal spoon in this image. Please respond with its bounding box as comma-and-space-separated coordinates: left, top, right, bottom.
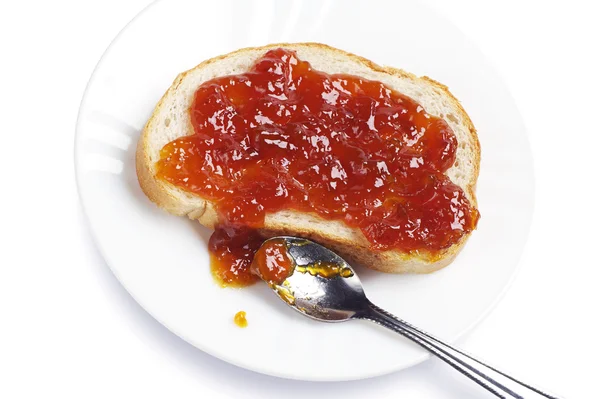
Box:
257, 236, 560, 399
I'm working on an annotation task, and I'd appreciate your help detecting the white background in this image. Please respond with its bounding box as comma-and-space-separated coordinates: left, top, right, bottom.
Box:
0, 0, 598, 397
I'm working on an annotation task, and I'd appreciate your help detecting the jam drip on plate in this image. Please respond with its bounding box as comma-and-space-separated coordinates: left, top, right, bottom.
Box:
157, 48, 480, 286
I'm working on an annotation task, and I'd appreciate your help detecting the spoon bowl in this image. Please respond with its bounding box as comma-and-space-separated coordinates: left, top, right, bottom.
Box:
267, 236, 366, 322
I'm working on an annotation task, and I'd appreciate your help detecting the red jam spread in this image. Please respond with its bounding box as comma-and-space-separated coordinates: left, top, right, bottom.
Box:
250, 239, 295, 285
156, 48, 479, 286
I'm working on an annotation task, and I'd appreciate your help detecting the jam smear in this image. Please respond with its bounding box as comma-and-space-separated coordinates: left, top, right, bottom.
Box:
208, 226, 262, 287
157, 48, 480, 286
295, 262, 354, 279
250, 238, 295, 285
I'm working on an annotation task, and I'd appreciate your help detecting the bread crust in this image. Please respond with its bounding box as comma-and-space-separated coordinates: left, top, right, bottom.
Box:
136, 42, 480, 273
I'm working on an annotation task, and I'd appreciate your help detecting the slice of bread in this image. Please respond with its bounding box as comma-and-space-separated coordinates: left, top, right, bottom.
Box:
136, 43, 480, 274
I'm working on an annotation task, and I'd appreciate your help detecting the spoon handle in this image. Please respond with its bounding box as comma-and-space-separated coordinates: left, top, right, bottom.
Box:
359, 302, 561, 399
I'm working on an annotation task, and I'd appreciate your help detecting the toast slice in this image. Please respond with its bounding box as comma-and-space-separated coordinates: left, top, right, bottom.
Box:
136, 43, 480, 273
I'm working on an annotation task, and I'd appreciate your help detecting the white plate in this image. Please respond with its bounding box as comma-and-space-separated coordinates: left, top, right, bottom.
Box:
75, 0, 534, 381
